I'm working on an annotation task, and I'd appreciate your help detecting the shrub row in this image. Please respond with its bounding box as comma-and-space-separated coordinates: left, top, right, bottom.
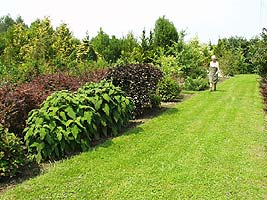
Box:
0, 69, 107, 139
24, 81, 133, 162
106, 64, 163, 116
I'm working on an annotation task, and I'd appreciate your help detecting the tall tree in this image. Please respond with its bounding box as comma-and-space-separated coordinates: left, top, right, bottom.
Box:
153, 16, 179, 49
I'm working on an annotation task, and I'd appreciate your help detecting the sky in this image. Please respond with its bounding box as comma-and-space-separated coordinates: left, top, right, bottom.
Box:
1, 0, 267, 43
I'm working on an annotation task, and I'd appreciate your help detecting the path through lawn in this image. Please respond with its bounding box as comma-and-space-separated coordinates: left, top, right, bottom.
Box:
1, 74, 267, 199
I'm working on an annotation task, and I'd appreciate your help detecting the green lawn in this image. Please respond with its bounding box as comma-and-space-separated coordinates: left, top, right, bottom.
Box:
1, 74, 267, 199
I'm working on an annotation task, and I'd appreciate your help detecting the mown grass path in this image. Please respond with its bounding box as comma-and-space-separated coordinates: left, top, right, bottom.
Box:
1, 74, 266, 199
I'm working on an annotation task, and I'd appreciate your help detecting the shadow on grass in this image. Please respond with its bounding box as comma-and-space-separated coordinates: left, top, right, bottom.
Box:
0, 163, 41, 193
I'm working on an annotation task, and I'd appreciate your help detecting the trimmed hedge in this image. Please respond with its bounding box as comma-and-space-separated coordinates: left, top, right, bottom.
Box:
106, 64, 163, 116
24, 81, 133, 162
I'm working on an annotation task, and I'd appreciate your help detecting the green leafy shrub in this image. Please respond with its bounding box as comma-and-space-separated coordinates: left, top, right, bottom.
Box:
157, 76, 181, 102
24, 91, 96, 162
24, 81, 133, 162
106, 64, 163, 116
77, 81, 134, 138
0, 125, 28, 178
184, 76, 208, 91
150, 94, 162, 108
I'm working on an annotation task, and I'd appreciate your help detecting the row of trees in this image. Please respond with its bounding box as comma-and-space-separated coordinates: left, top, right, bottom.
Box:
0, 14, 266, 87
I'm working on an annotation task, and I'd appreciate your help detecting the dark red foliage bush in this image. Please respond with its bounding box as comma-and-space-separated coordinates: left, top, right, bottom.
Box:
0, 69, 107, 139
105, 64, 163, 116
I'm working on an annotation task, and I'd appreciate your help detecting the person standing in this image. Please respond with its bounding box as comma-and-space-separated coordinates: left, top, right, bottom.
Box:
209, 55, 220, 92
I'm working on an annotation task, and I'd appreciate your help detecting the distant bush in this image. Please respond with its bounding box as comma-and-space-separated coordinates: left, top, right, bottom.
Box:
157, 76, 181, 102
106, 64, 163, 116
150, 94, 162, 108
0, 125, 28, 178
0, 69, 107, 140
184, 76, 208, 91
24, 81, 133, 162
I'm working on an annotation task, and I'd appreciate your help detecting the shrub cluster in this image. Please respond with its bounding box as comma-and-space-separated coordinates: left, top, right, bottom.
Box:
0, 69, 107, 139
0, 125, 28, 178
24, 81, 133, 162
184, 76, 208, 91
106, 64, 163, 116
157, 77, 181, 102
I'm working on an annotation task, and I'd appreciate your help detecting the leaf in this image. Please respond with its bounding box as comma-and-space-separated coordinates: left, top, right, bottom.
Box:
75, 117, 84, 129
103, 93, 111, 102
60, 111, 67, 120
66, 120, 74, 127
36, 153, 42, 163
45, 134, 53, 145
100, 119, 107, 126
66, 106, 76, 119
40, 128, 47, 140
113, 111, 120, 123
95, 99, 103, 110
109, 89, 115, 96
54, 146, 60, 158
114, 95, 121, 102
84, 111, 92, 123
56, 131, 62, 141
36, 142, 45, 154
71, 125, 79, 139
102, 103, 110, 116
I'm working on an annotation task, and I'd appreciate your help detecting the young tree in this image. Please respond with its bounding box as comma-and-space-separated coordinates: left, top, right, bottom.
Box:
52, 23, 78, 69
153, 16, 179, 49
20, 18, 54, 66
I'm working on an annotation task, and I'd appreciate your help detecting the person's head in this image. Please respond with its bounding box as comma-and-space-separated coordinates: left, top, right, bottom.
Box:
211, 55, 217, 62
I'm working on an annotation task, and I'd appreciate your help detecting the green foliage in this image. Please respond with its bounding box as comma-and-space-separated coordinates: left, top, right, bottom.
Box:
106, 64, 163, 116
184, 76, 208, 91
150, 94, 162, 108
0, 125, 28, 177
173, 37, 211, 79
24, 91, 95, 162
213, 36, 256, 75
154, 50, 182, 77
153, 16, 179, 49
116, 33, 142, 64
251, 29, 267, 77
24, 81, 133, 163
157, 76, 181, 102
76, 38, 97, 62
77, 81, 134, 137
91, 28, 122, 63
52, 23, 79, 69
0, 15, 26, 33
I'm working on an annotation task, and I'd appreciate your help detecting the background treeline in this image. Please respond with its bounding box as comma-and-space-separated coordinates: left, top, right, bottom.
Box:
0, 14, 264, 88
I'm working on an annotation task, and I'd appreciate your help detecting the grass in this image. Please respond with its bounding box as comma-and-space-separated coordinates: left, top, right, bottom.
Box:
1, 74, 267, 199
